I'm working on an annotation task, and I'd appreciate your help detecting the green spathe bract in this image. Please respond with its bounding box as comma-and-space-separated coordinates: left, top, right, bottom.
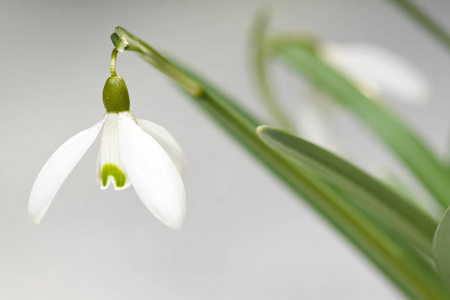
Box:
101, 163, 126, 188
103, 76, 130, 112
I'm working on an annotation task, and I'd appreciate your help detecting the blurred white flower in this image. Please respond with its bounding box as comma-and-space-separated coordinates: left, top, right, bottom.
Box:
29, 76, 186, 229
298, 42, 431, 152
321, 42, 431, 104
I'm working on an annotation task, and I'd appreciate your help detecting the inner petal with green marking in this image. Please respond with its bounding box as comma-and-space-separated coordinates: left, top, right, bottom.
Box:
96, 112, 131, 190
101, 164, 127, 188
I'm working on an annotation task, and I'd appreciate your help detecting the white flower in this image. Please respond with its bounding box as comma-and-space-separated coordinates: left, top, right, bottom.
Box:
320, 42, 431, 104
29, 76, 186, 229
298, 42, 431, 153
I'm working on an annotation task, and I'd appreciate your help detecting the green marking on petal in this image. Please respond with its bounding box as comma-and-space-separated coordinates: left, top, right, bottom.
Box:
101, 163, 126, 188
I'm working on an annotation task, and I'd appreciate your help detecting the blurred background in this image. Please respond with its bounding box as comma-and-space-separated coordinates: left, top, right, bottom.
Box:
1, 0, 450, 299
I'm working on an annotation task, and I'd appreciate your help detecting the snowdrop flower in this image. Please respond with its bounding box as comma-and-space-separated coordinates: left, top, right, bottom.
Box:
29, 75, 186, 229
298, 42, 431, 153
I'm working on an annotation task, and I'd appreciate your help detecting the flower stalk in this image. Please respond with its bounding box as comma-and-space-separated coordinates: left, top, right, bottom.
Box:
110, 48, 118, 77
251, 8, 296, 132
111, 27, 203, 97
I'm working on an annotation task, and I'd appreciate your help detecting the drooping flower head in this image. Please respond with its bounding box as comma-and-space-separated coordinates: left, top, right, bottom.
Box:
29, 54, 186, 229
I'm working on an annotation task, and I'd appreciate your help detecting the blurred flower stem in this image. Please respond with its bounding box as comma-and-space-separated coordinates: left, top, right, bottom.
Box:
388, 0, 450, 51
251, 8, 296, 132
110, 26, 448, 300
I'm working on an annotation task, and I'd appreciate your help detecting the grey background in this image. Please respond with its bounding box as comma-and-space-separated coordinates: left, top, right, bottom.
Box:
1, 0, 449, 299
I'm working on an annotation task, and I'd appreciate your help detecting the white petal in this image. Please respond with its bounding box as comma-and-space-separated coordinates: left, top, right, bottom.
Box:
97, 113, 131, 190
119, 112, 186, 229
28, 119, 104, 225
137, 119, 185, 175
321, 43, 431, 105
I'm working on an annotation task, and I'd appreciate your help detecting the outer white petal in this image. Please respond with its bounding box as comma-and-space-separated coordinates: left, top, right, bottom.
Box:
28, 119, 104, 225
119, 112, 186, 229
321, 43, 430, 105
137, 119, 185, 175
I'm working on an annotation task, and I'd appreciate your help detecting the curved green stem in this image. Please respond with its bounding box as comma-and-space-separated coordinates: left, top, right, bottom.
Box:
110, 49, 118, 77
388, 0, 450, 52
111, 27, 202, 97
251, 8, 296, 132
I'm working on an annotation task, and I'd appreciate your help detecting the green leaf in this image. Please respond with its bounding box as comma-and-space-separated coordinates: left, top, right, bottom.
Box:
111, 26, 448, 300
257, 125, 437, 256
270, 38, 450, 209
434, 206, 450, 289
387, 0, 450, 52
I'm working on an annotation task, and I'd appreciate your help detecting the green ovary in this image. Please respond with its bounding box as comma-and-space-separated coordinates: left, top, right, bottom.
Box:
101, 164, 126, 188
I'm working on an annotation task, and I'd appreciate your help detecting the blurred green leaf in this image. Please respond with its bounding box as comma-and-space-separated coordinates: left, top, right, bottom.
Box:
270, 37, 450, 209
257, 125, 437, 256
388, 0, 450, 52
433, 206, 450, 290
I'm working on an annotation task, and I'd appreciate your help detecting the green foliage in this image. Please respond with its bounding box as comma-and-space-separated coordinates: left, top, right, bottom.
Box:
257, 126, 437, 255
109, 20, 450, 299
269, 37, 450, 209
434, 207, 450, 295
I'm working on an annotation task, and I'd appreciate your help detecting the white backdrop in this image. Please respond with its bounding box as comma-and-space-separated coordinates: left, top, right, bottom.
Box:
1, 0, 450, 299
